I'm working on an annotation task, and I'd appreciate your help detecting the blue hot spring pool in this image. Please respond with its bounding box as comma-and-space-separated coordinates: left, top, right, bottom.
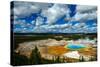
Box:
65, 43, 86, 50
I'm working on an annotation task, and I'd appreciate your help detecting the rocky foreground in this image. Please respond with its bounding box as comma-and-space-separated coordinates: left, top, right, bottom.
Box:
15, 38, 97, 62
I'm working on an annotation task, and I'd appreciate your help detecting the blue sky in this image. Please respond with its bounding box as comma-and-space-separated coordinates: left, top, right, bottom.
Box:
11, 1, 97, 33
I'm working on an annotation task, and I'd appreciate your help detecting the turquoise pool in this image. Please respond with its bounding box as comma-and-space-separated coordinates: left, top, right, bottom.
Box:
65, 43, 86, 50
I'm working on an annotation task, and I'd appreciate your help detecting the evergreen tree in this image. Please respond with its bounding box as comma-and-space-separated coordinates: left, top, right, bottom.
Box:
52, 56, 56, 63
62, 57, 65, 63
90, 56, 97, 61
13, 53, 29, 66
79, 56, 84, 62
30, 46, 42, 64
55, 56, 61, 63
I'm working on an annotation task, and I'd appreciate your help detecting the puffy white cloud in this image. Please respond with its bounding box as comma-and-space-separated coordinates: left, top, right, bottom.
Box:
76, 5, 97, 13
71, 5, 97, 22
13, 1, 53, 32
68, 5, 97, 33
72, 11, 97, 22
35, 17, 44, 26
74, 23, 86, 28
12, 2, 72, 33
32, 23, 73, 33
41, 4, 70, 25
13, 1, 52, 18
31, 20, 35, 25
13, 3, 39, 17
47, 24, 71, 29
13, 19, 26, 26
12, 1, 97, 33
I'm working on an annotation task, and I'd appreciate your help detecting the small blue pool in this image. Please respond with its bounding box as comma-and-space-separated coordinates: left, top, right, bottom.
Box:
65, 43, 86, 50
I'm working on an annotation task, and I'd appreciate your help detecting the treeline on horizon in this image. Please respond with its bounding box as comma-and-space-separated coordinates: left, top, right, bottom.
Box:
12, 33, 97, 49
13, 33, 97, 35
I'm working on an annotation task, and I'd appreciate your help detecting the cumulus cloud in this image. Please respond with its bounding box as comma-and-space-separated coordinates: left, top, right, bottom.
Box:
76, 5, 97, 13
13, 2, 39, 17
74, 23, 86, 28
72, 11, 97, 22
71, 5, 97, 22
41, 4, 70, 25
49, 23, 72, 29
12, 1, 97, 33
32, 23, 73, 33
13, 19, 34, 33
35, 17, 44, 26
13, 1, 52, 18
12, 1, 53, 32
